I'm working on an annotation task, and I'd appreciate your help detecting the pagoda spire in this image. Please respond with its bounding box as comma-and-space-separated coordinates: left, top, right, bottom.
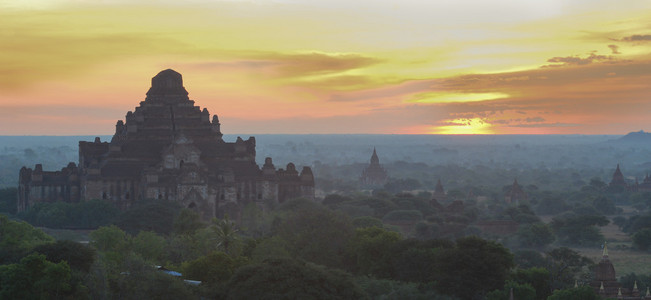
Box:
435, 179, 444, 193
370, 147, 379, 164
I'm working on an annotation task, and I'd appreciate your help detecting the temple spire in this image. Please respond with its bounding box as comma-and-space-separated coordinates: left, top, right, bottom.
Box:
435, 179, 444, 193
370, 147, 379, 164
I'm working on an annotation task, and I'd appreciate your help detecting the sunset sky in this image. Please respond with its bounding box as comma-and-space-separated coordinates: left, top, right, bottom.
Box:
1, 0, 650, 135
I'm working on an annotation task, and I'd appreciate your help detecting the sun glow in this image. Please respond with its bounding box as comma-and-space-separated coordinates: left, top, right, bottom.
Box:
410, 92, 509, 104
432, 118, 494, 134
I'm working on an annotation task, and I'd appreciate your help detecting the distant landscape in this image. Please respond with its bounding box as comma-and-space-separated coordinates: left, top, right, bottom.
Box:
3, 132, 651, 298
3, 133, 651, 191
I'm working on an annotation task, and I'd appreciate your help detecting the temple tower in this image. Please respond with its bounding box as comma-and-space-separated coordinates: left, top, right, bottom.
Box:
360, 148, 389, 187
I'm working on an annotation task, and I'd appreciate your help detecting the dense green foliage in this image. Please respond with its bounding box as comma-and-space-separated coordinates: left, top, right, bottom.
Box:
18, 199, 119, 229
0, 215, 53, 264
0, 187, 17, 215
632, 228, 651, 251
516, 222, 555, 248
546, 286, 598, 300
0, 253, 81, 299
550, 214, 609, 246
485, 280, 536, 300
32, 240, 95, 272
545, 247, 593, 291
115, 200, 181, 235
226, 258, 366, 300
435, 236, 514, 299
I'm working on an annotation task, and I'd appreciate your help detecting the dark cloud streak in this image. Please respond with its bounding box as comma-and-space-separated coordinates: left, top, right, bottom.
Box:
621, 34, 651, 41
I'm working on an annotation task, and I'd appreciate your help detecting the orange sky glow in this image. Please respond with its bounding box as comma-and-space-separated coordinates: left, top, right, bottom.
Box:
1, 0, 650, 135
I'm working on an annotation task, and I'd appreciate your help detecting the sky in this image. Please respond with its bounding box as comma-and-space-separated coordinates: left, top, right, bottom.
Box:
1, 0, 650, 135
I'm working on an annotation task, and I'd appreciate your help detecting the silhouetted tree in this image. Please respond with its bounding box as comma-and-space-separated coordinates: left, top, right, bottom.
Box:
226, 258, 365, 299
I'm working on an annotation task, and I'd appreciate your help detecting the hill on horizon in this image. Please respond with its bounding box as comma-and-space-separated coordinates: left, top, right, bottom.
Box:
614, 130, 651, 143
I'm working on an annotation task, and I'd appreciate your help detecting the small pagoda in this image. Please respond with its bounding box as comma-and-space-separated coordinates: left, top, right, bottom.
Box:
360, 148, 388, 187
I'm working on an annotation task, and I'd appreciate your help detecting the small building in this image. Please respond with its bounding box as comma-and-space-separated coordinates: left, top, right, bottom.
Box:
589, 242, 650, 299
360, 148, 388, 187
504, 179, 528, 205
610, 164, 628, 188
432, 179, 447, 202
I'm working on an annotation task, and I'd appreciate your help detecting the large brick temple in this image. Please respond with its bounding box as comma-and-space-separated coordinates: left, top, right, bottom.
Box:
18, 69, 314, 220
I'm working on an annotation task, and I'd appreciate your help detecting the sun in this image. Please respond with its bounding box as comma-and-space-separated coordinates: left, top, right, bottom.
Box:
431, 118, 494, 134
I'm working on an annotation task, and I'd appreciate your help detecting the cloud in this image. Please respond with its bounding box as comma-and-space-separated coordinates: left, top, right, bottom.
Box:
608, 44, 620, 54
181, 52, 383, 92
621, 34, 651, 41
545, 52, 612, 67
507, 122, 579, 128
269, 52, 382, 77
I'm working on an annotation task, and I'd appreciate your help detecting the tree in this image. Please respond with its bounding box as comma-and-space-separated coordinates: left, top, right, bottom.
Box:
545, 247, 592, 292
352, 216, 384, 228
592, 196, 616, 215
0, 215, 53, 264
546, 286, 598, 300
511, 267, 551, 300
517, 222, 555, 248
435, 236, 514, 299
551, 214, 609, 246
513, 249, 547, 269
345, 227, 402, 277
392, 242, 440, 283
226, 258, 366, 300
486, 280, 536, 300
182, 251, 247, 285
619, 273, 651, 297
250, 236, 291, 262
612, 216, 627, 229
383, 178, 421, 194
622, 214, 651, 234
115, 201, 180, 235
356, 277, 454, 300
0, 187, 17, 215
73, 199, 120, 228
382, 210, 423, 223
131, 231, 167, 263
32, 240, 96, 272
0, 253, 81, 299
632, 228, 651, 251
535, 196, 569, 215
589, 178, 607, 190
211, 216, 240, 255
17, 199, 119, 229
109, 254, 195, 300
173, 208, 205, 235
89, 225, 130, 253
275, 202, 354, 269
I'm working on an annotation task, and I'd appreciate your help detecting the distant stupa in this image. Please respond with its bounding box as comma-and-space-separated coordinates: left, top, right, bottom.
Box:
360, 148, 388, 187
504, 179, 528, 204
